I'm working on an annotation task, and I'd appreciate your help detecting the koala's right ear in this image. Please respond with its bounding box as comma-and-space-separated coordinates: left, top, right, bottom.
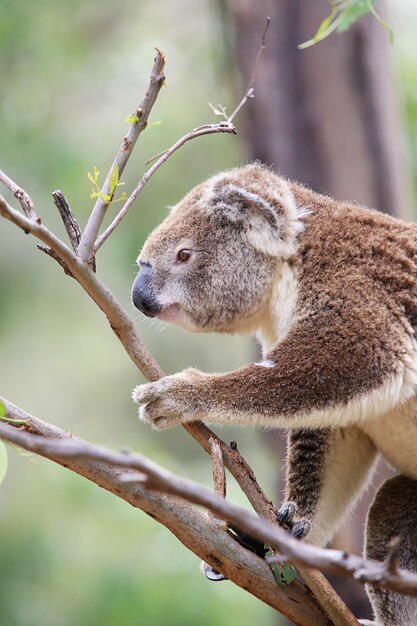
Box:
211, 183, 294, 258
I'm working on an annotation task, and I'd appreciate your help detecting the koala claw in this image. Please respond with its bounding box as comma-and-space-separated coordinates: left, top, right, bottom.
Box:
290, 519, 311, 539
277, 501, 311, 539
276, 501, 297, 526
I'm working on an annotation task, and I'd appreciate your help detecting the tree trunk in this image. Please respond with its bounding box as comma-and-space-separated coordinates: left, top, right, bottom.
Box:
220, 0, 413, 622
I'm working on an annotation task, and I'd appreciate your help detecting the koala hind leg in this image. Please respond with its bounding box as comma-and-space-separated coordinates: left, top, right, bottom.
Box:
279, 426, 377, 547
365, 475, 417, 626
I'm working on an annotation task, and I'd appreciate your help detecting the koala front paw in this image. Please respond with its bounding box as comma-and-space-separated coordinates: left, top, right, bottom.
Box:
277, 501, 311, 540
132, 368, 204, 430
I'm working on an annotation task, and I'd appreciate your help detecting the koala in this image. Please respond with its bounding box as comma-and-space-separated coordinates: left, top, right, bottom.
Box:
131, 163, 417, 626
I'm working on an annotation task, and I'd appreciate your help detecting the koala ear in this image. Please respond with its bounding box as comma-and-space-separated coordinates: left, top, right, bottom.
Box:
215, 183, 285, 257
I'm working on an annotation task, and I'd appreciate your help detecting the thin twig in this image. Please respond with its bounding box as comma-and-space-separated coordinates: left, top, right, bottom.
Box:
93, 122, 236, 253
37, 245, 75, 277
77, 49, 166, 264
52, 190, 81, 251
94, 20, 269, 246
0, 168, 39, 222
226, 17, 270, 123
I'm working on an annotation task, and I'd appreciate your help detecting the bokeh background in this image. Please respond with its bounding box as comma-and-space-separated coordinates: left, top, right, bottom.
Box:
1, 1, 417, 625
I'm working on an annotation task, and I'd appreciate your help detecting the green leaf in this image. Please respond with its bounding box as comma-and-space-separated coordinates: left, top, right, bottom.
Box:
102, 194, 111, 203
337, 0, 376, 32
148, 120, 162, 126
109, 165, 120, 195
271, 560, 297, 586
0, 401, 5, 417
90, 192, 99, 199
0, 439, 8, 485
272, 563, 282, 585
124, 113, 139, 124
363, 0, 394, 43
314, 12, 337, 39
281, 562, 297, 585
93, 165, 99, 183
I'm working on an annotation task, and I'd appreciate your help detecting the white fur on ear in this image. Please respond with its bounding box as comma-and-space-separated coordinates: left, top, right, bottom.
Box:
216, 182, 300, 258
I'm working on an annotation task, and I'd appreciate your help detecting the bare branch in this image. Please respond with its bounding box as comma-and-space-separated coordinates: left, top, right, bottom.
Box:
0, 401, 331, 626
51, 190, 81, 251
0, 168, 39, 222
1, 414, 417, 600
37, 245, 75, 277
93, 19, 271, 252
93, 122, 236, 254
77, 48, 166, 263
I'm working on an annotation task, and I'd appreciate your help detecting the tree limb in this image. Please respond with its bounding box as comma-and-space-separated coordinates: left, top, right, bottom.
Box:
77, 48, 166, 263
1, 410, 417, 600
0, 402, 330, 626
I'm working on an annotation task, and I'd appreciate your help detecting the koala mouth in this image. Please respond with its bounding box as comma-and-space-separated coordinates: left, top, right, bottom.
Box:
157, 303, 193, 329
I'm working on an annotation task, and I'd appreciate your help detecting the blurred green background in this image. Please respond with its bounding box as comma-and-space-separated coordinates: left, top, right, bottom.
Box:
1, 1, 417, 625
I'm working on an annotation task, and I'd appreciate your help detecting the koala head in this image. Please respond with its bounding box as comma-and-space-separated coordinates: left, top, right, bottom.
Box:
131, 164, 301, 334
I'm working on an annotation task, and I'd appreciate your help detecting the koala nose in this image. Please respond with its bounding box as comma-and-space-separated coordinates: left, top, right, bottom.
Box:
131, 263, 161, 318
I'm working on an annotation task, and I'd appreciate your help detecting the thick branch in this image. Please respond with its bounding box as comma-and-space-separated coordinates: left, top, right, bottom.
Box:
77, 49, 166, 263
1, 412, 417, 599
0, 402, 329, 626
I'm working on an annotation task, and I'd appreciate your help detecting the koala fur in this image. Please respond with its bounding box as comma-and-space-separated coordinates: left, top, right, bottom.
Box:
132, 163, 417, 625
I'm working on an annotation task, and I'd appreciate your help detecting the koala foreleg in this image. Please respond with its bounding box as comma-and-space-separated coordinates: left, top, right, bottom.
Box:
278, 426, 377, 547
134, 313, 406, 431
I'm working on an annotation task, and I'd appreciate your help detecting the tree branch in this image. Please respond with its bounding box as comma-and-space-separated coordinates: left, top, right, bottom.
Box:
51, 190, 81, 251
0, 402, 331, 626
226, 16, 270, 124
93, 122, 236, 254
77, 48, 166, 263
1, 411, 417, 600
0, 168, 39, 222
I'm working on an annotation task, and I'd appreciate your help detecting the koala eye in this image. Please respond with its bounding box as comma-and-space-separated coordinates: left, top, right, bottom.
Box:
176, 249, 192, 263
